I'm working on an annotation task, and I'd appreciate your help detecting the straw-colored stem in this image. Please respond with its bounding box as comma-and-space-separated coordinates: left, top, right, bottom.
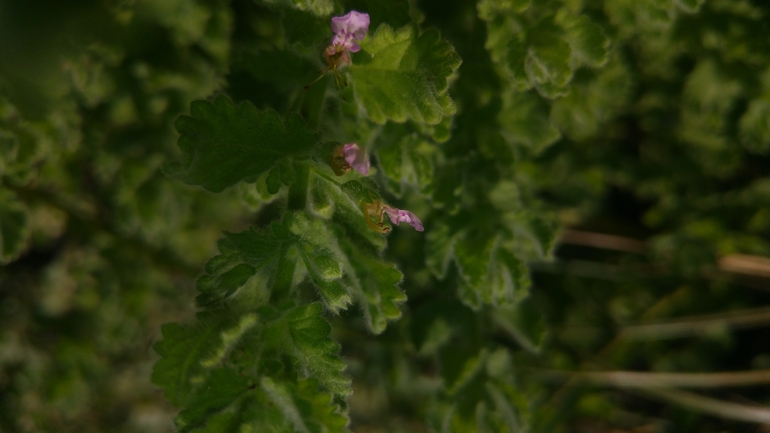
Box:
641, 388, 770, 424
620, 306, 770, 340
536, 369, 770, 388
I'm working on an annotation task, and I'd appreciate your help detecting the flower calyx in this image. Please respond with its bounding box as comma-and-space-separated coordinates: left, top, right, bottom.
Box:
363, 200, 424, 234
330, 143, 370, 176
305, 11, 370, 100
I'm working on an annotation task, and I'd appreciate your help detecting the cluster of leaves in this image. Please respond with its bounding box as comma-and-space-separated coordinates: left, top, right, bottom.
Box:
0, 1, 249, 431
150, 0, 559, 429
3, 0, 770, 432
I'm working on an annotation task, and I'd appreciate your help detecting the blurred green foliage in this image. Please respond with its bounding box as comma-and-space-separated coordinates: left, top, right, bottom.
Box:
1, 0, 769, 432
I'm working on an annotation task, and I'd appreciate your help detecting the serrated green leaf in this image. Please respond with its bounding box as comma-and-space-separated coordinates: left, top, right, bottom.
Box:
564, 15, 609, 67
498, 91, 561, 153
551, 54, 634, 140
454, 233, 495, 293
196, 263, 258, 307
0, 192, 28, 264
341, 240, 405, 334
351, 24, 461, 125
299, 244, 351, 314
526, 36, 572, 91
482, 14, 531, 90
152, 314, 257, 406
510, 211, 559, 258
197, 223, 287, 307
436, 347, 531, 432
377, 133, 435, 196
269, 303, 351, 396
425, 221, 461, 279
199, 213, 361, 311
176, 368, 250, 432
166, 95, 319, 192
261, 377, 348, 433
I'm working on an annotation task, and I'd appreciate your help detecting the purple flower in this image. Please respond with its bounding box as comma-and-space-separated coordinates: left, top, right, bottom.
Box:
342, 143, 370, 176
331, 11, 370, 53
385, 206, 424, 232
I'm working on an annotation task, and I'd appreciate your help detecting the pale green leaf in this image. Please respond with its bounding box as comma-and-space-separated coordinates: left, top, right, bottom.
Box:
377, 133, 435, 196
498, 91, 561, 153
564, 15, 609, 67
266, 303, 351, 396
351, 24, 461, 125
526, 37, 572, 91
481, 14, 531, 90
341, 240, 405, 334
261, 377, 348, 433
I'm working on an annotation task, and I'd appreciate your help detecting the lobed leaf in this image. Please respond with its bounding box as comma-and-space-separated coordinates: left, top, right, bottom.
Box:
261, 377, 349, 433
341, 239, 405, 334
152, 314, 258, 407
498, 91, 561, 153
166, 95, 319, 192
376, 132, 435, 196
176, 368, 250, 432
563, 15, 610, 68
351, 24, 461, 125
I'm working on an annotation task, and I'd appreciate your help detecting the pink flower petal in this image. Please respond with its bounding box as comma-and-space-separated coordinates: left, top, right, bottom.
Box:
385, 206, 424, 232
330, 11, 370, 52
342, 143, 370, 176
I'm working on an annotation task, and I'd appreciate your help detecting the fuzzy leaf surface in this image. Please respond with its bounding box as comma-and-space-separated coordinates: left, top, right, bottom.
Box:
167, 95, 319, 192
351, 25, 461, 125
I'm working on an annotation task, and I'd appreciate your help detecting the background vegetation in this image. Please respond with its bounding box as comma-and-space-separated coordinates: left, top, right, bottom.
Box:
1, 0, 770, 432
